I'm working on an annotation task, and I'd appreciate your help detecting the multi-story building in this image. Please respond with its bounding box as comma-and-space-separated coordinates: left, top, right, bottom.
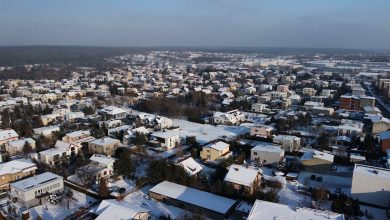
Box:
340, 94, 375, 111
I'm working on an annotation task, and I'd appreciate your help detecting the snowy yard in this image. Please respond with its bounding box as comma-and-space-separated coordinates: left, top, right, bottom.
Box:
298, 171, 352, 195
27, 189, 97, 220
109, 178, 136, 197
278, 181, 312, 208
173, 119, 249, 144
123, 185, 188, 219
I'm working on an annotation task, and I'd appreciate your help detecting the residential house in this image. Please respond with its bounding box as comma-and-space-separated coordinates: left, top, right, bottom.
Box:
251, 143, 284, 165
89, 137, 121, 156
224, 164, 262, 195
379, 130, 390, 152
149, 130, 180, 151
39, 140, 79, 166
176, 157, 203, 177
0, 159, 37, 190
9, 172, 63, 208
5, 138, 36, 156
0, 129, 19, 146
98, 106, 127, 120
200, 141, 232, 162
300, 150, 334, 172
273, 135, 301, 152
212, 110, 245, 125
33, 125, 60, 137
91, 199, 151, 220
250, 125, 275, 138
76, 154, 115, 185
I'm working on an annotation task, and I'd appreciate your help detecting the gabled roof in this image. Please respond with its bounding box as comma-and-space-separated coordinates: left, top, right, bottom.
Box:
177, 157, 203, 176
224, 164, 261, 187
92, 200, 150, 220
205, 141, 229, 151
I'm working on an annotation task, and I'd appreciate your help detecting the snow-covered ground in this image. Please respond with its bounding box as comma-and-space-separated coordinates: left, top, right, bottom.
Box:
278, 181, 312, 208
173, 119, 249, 144
27, 189, 97, 220
109, 178, 136, 197
124, 185, 187, 219
298, 171, 352, 195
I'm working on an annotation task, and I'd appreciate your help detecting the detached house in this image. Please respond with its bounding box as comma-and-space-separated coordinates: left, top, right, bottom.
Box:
89, 137, 121, 156
0, 129, 19, 146
98, 106, 127, 120
273, 135, 301, 152
149, 130, 180, 151
200, 141, 232, 162
251, 143, 284, 165
212, 110, 245, 125
0, 159, 37, 190
176, 157, 203, 177
224, 164, 262, 195
5, 138, 36, 156
9, 172, 63, 208
300, 150, 334, 172
76, 154, 115, 185
39, 140, 79, 166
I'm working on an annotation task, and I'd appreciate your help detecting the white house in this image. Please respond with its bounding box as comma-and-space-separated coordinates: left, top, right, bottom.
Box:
33, 125, 60, 137
251, 143, 284, 165
9, 172, 64, 208
150, 130, 180, 150
39, 140, 79, 166
213, 109, 245, 125
273, 135, 301, 152
98, 106, 127, 120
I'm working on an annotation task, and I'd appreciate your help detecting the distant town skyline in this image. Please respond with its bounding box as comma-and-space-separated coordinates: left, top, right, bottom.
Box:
1, 0, 389, 49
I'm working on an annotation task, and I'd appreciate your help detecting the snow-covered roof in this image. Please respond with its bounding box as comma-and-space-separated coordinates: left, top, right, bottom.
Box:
65, 130, 90, 138
177, 157, 203, 176
90, 154, 115, 166
100, 106, 126, 115
7, 138, 35, 149
205, 141, 229, 151
151, 130, 178, 139
248, 200, 344, 220
0, 129, 18, 141
10, 172, 62, 192
149, 181, 236, 214
224, 164, 261, 187
92, 199, 150, 220
251, 142, 283, 153
301, 150, 334, 162
90, 137, 120, 146
0, 159, 37, 176
353, 164, 390, 179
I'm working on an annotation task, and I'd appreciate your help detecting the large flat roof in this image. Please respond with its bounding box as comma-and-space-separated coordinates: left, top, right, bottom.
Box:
149, 181, 236, 214
10, 172, 63, 192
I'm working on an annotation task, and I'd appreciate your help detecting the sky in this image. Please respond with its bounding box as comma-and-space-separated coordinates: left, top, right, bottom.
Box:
0, 0, 389, 49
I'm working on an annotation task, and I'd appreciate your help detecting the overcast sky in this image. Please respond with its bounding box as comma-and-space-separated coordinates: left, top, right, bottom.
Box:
1, 0, 389, 49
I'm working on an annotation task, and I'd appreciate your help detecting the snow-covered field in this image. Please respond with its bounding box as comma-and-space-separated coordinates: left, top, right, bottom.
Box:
173, 119, 249, 144
124, 185, 187, 219
27, 189, 97, 220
